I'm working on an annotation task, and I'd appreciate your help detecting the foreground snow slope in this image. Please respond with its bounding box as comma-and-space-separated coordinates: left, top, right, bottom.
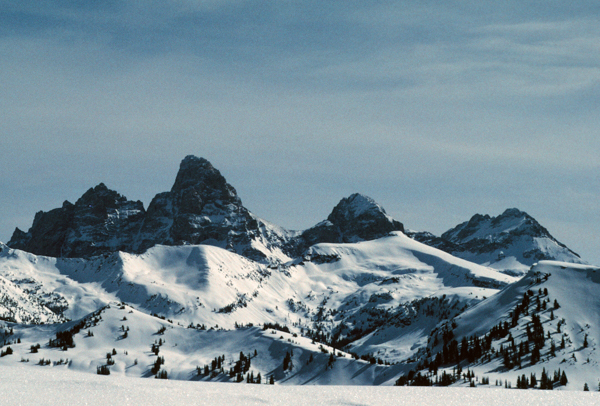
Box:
2, 362, 598, 406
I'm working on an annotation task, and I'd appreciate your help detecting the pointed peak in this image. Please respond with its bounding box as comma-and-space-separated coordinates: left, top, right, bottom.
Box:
499, 208, 529, 218
322, 193, 404, 242
466, 213, 491, 225
329, 193, 387, 219
76, 183, 127, 207
180, 155, 212, 170
171, 156, 238, 199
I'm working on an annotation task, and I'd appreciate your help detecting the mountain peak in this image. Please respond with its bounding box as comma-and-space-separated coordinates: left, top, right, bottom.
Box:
170, 155, 241, 207
328, 193, 386, 220
302, 193, 405, 244
499, 207, 527, 218
443, 208, 543, 244
75, 183, 128, 209
434, 208, 583, 274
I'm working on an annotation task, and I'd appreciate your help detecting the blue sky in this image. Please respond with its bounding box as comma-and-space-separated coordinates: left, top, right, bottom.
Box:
1, 1, 599, 263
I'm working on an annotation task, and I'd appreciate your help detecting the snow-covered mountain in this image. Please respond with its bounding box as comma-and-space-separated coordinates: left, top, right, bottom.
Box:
0, 243, 65, 324
410, 208, 583, 276
2, 155, 596, 390
11, 156, 582, 277
0, 232, 515, 368
298, 193, 404, 247
0, 302, 400, 386
397, 261, 600, 391
1, 234, 514, 322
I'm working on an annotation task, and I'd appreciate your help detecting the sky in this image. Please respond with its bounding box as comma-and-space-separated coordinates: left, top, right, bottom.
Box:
1, 1, 599, 264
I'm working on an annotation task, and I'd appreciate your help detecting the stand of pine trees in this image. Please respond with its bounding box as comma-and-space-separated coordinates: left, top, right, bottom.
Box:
397, 281, 575, 390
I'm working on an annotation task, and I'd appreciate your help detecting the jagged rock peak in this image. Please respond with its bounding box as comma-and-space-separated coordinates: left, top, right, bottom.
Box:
7, 182, 145, 258
499, 208, 527, 217
327, 193, 404, 241
75, 183, 130, 208
171, 155, 241, 205
430, 208, 584, 275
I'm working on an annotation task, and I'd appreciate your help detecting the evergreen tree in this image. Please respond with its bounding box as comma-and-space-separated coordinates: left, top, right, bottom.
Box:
560, 371, 568, 386
283, 352, 292, 371
327, 353, 336, 369
531, 346, 540, 364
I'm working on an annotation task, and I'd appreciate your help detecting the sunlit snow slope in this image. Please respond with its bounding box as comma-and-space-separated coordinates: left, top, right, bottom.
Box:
404, 261, 600, 391
0, 233, 514, 364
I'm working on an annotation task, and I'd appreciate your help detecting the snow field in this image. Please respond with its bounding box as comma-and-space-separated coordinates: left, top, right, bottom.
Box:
1, 362, 598, 406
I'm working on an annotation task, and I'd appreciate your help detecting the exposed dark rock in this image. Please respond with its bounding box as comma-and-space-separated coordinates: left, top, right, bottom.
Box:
8, 156, 292, 262
293, 193, 405, 253
8, 184, 145, 258
407, 231, 460, 253
134, 155, 289, 262
7, 157, 458, 265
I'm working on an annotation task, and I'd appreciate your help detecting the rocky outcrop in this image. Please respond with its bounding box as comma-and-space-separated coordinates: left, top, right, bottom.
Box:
9, 157, 408, 262
8, 184, 145, 258
295, 193, 405, 251
134, 155, 291, 262
8, 156, 293, 262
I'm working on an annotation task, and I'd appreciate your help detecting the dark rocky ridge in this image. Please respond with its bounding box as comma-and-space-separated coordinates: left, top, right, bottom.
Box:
8, 156, 405, 262
9, 184, 145, 258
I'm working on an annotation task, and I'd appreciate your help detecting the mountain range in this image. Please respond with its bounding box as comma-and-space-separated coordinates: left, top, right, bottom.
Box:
0, 155, 594, 390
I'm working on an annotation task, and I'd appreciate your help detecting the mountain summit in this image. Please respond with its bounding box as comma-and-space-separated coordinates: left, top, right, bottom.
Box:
9, 157, 582, 276
298, 193, 404, 249
8, 156, 290, 261
328, 193, 404, 241
8, 183, 145, 258
411, 208, 583, 275
135, 155, 254, 253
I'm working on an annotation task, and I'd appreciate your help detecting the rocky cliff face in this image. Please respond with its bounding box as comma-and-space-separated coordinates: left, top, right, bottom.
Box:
133, 155, 292, 262
8, 156, 294, 263
9, 184, 145, 258
9, 157, 407, 263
